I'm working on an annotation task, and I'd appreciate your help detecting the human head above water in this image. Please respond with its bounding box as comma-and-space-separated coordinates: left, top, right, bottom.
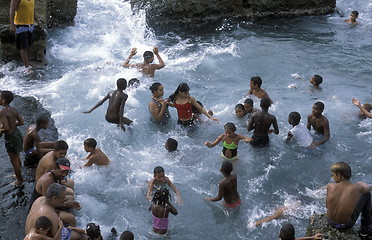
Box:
128, 78, 140, 88
221, 160, 233, 174
54, 140, 69, 151
165, 138, 178, 152
331, 161, 351, 180
116, 78, 127, 90
149, 82, 162, 93
260, 97, 271, 109
288, 112, 301, 125
120, 231, 134, 240
169, 82, 190, 102
311, 74, 323, 86
224, 122, 236, 132
86, 223, 102, 239
279, 223, 295, 240
84, 138, 97, 149
250, 76, 262, 88
0, 90, 14, 104
153, 166, 165, 175
313, 101, 325, 111
34, 216, 52, 232
143, 51, 154, 62
351, 10, 359, 17
235, 104, 246, 118
152, 188, 170, 205
36, 114, 49, 128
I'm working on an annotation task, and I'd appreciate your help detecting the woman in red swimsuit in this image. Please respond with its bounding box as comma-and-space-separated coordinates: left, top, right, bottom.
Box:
168, 83, 218, 126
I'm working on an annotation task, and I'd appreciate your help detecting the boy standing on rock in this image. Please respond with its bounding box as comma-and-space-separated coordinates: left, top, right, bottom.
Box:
326, 162, 372, 238
0, 90, 24, 186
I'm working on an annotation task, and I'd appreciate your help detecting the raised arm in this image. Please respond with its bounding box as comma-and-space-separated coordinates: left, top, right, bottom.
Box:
205, 134, 224, 148
190, 97, 218, 121
352, 98, 372, 118
152, 46, 165, 70
123, 48, 137, 68
82, 93, 110, 114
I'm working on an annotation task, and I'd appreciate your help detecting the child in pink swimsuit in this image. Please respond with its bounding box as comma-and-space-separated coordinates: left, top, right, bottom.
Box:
149, 188, 178, 235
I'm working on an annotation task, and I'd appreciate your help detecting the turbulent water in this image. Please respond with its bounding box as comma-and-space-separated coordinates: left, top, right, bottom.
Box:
0, 0, 371, 239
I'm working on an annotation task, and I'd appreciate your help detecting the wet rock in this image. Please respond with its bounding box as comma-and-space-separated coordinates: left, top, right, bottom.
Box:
306, 214, 361, 240
131, 0, 336, 26
0, 0, 78, 64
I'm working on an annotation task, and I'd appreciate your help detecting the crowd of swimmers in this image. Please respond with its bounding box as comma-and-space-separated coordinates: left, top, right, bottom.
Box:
1, 6, 371, 239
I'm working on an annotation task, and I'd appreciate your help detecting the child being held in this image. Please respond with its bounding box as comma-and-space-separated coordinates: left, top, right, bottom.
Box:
149, 188, 178, 235
205, 122, 252, 160
24, 216, 62, 240
147, 166, 183, 205
83, 138, 111, 167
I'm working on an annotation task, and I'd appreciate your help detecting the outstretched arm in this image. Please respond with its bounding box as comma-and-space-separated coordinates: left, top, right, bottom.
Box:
82, 94, 110, 114
237, 134, 252, 143
123, 48, 137, 68
166, 177, 184, 205
205, 182, 223, 202
296, 233, 324, 240
190, 97, 218, 121
352, 98, 372, 118
205, 134, 223, 148
255, 206, 287, 226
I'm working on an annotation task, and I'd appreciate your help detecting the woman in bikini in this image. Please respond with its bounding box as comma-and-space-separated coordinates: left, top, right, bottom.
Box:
168, 83, 217, 126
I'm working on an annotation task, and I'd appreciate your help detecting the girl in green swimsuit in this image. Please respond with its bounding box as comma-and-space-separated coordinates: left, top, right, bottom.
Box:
205, 122, 252, 160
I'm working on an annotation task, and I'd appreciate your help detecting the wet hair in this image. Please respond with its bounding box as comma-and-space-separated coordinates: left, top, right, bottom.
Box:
351, 10, 359, 17
313, 75, 323, 86
288, 112, 301, 125
152, 188, 170, 206
54, 140, 69, 151
235, 104, 245, 111
0, 91, 14, 104
221, 160, 233, 174
244, 98, 253, 106
143, 51, 154, 60
331, 161, 351, 180
250, 76, 262, 88
165, 138, 178, 152
120, 231, 134, 240
154, 166, 165, 175
117, 78, 127, 90
192, 101, 203, 114
363, 103, 372, 112
168, 83, 190, 102
45, 183, 66, 200
149, 82, 162, 93
260, 97, 271, 109
279, 223, 295, 240
86, 223, 102, 239
35, 216, 52, 230
314, 102, 325, 111
36, 115, 49, 126
128, 78, 140, 88
224, 122, 236, 132
84, 138, 97, 149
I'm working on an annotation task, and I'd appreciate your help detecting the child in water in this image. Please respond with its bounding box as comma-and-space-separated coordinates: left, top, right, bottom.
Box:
24, 216, 63, 240
205, 122, 252, 160
205, 160, 241, 208
235, 104, 246, 119
149, 188, 178, 235
147, 166, 184, 205
68, 222, 103, 240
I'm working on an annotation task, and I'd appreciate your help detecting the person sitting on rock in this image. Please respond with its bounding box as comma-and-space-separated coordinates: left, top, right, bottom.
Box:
326, 161, 372, 238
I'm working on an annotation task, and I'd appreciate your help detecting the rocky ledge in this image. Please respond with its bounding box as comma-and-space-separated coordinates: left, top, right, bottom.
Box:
130, 0, 336, 26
